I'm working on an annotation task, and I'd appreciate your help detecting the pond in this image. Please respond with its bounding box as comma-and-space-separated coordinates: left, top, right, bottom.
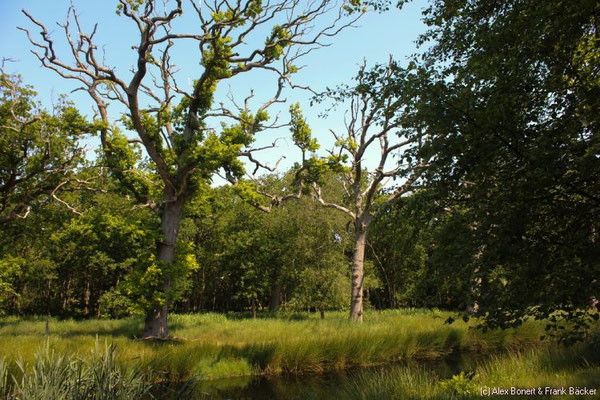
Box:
182, 354, 482, 399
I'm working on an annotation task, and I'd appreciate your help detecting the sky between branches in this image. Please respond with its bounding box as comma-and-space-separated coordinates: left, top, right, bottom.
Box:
0, 0, 427, 181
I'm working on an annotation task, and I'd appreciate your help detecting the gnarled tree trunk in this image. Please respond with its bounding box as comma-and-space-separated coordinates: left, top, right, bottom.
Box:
143, 195, 185, 339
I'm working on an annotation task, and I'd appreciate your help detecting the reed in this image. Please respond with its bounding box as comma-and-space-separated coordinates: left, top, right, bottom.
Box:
0, 340, 155, 400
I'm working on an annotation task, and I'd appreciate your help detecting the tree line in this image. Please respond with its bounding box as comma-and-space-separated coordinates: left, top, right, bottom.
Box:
0, 164, 472, 319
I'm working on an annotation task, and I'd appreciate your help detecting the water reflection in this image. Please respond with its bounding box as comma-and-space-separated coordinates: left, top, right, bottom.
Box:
189, 354, 482, 399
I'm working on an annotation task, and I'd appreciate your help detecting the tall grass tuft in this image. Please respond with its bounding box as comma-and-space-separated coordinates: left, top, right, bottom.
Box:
0, 340, 155, 400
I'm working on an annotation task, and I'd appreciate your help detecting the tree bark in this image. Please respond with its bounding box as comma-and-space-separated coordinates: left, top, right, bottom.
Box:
350, 217, 369, 321
143, 195, 185, 339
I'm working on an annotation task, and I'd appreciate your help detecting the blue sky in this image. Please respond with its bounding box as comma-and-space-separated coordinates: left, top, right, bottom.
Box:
0, 0, 427, 177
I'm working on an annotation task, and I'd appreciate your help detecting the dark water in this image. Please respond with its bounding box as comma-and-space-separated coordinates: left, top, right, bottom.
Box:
184, 354, 482, 400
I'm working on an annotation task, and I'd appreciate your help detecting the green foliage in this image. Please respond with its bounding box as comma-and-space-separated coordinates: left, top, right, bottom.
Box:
404, 0, 600, 339
177, 173, 355, 313
289, 256, 349, 313
47, 193, 159, 317
0, 73, 89, 223
98, 290, 137, 319
287, 104, 349, 189
368, 192, 477, 310
342, 0, 390, 15
121, 249, 199, 315
289, 103, 319, 153
102, 127, 154, 201
437, 372, 477, 396
115, 0, 144, 16
264, 25, 292, 60
0, 256, 23, 315
244, 0, 263, 19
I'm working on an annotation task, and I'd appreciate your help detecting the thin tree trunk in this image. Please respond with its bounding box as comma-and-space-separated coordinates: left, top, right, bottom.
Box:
62, 277, 71, 311
320, 309, 325, 319
350, 218, 369, 321
143, 196, 185, 339
467, 253, 483, 314
83, 280, 90, 316
269, 278, 282, 312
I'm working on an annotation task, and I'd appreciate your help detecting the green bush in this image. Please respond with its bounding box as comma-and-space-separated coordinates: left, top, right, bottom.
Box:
437, 372, 477, 395
98, 290, 137, 319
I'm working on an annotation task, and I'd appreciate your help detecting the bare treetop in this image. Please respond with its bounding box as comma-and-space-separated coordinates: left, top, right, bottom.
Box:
19, 0, 362, 200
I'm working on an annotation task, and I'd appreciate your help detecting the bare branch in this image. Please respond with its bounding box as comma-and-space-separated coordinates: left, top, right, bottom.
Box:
312, 184, 355, 218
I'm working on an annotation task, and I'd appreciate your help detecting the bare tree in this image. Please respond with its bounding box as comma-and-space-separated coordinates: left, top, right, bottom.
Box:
308, 59, 429, 321
20, 0, 363, 338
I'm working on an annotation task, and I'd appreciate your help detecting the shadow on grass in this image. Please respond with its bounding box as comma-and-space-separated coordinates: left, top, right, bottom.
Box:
222, 311, 310, 321
0, 316, 144, 339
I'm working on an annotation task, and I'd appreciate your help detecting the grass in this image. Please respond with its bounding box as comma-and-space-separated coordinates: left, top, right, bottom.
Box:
0, 310, 598, 398
0, 310, 545, 381
334, 341, 600, 400
0, 341, 156, 400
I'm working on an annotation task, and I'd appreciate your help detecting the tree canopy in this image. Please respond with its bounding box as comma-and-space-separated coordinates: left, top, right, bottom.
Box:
401, 0, 600, 341
0, 72, 90, 224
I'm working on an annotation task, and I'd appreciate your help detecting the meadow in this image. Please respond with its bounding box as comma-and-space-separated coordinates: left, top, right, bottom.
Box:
0, 310, 598, 399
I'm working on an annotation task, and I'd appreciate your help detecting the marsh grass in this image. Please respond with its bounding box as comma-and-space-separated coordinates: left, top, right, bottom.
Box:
336, 340, 600, 400
1, 311, 598, 398
0, 310, 562, 383
0, 340, 156, 400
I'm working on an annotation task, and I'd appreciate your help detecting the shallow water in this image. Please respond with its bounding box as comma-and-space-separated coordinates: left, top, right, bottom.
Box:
186, 354, 482, 399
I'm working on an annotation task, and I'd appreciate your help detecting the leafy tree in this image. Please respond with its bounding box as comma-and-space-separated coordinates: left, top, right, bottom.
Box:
0, 72, 94, 316
0, 72, 90, 224
21, 0, 366, 338
49, 192, 160, 318
179, 172, 352, 315
274, 184, 352, 316
0, 175, 166, 319
263, 172, 352, 313
367, 195, 430, 309
402, 0, 600, 340
368, 193, 477, 310
0, 196, 66, 316
289, 255, 348, 318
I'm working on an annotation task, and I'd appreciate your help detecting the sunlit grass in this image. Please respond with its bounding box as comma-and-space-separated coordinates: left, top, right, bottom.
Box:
0, 310, 553, 382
